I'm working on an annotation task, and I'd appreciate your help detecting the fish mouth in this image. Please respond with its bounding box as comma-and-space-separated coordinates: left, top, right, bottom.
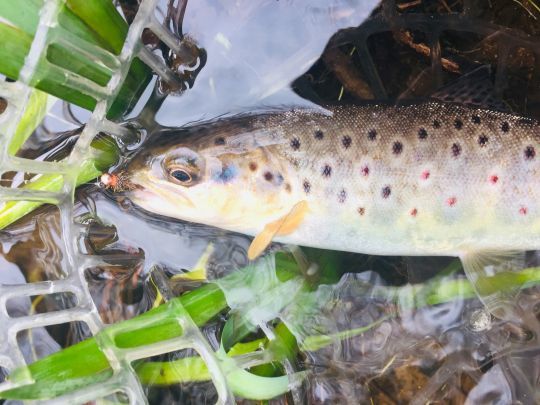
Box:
100, 170, 140, 193
129, 170, 195, 209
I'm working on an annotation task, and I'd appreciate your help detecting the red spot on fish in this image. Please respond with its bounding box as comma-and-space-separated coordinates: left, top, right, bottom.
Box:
361, 165, 370, 177
519, 206, 528, 215
489, 175, 499, 184
357, 207, 365, 216
420, 170, 430, 180
410, 208, 418, 217
447, 197, 457, 207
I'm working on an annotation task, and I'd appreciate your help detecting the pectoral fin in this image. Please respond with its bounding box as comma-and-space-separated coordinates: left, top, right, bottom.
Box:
460, 250, 526, 320
248, 201, 309, 260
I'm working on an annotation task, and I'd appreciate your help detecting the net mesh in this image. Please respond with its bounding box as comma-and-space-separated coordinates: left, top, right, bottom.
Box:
0, 0, 232, 403
0, 0, 539, 403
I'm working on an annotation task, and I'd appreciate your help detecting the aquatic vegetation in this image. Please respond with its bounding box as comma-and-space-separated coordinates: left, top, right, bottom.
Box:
0, 0, 151, 115
2, 249, 540, 400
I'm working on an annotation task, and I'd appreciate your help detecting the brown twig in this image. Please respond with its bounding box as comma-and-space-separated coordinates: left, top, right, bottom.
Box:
397, 0, 423, 10
323, 47, 374, 100
395, 31, 461, 74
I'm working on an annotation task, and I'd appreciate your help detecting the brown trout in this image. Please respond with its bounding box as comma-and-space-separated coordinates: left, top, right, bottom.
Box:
117, 101, 540, 313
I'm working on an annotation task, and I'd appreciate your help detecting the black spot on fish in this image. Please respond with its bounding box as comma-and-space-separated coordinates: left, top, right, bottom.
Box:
357, 207, 365, 216
451, 143, 462, 157
478, 135, 488, 146
322, 164, 332, 177
303, 180, 311, 194
368, 129, 377, 141
290, 137, 301, 150
314, 130, 324, 140
264, 172, 273, 181
418, 128, 428, 140
525, 145, 536, 160
214, 137, 226, 145
285, 183, 292, 193
342, 135, 352, 149
454, 119, 463, 130
471, 115, 481, 124
381, 185, 391, 199
392, 141, 403, 155
433, 120, 441, 129
501, 121, 510, 133
338, 189, 347, 203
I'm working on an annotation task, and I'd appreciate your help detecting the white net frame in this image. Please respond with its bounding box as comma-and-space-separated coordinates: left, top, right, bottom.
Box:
0, 0, 233, 403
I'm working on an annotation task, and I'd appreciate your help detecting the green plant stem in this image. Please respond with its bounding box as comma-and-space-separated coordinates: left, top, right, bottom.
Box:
65, 0, 128, 54
0, 259, 301, 400
7, 89, 54, 155
137, 356, 210, 384
0, 136, 119, 230
0, 0, 153, 230
301, 317, 389, 352
4, 257, 540, 401
0, 0, 151, 117
1, 283, 228, 400
136, 338, 266, 385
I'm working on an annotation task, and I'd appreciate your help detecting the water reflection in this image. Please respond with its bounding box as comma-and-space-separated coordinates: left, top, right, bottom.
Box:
156, 0, 379, 126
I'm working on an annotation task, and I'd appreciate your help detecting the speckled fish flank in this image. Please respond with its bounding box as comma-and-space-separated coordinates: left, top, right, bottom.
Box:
117, 103, 540, 261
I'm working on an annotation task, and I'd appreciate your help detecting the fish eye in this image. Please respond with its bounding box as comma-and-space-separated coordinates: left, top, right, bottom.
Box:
168, 167, 194, 185
171, 169, 191, 182
163, 148, 203, 187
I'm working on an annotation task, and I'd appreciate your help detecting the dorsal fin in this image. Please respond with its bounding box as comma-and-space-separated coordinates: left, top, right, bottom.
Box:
431, 66, 511, 112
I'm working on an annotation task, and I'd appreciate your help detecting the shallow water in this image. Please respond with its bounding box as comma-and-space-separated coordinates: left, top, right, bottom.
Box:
2, 0, 540, 403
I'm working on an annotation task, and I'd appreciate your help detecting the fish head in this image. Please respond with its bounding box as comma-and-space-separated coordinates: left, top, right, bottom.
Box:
118, 123, 299, 233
